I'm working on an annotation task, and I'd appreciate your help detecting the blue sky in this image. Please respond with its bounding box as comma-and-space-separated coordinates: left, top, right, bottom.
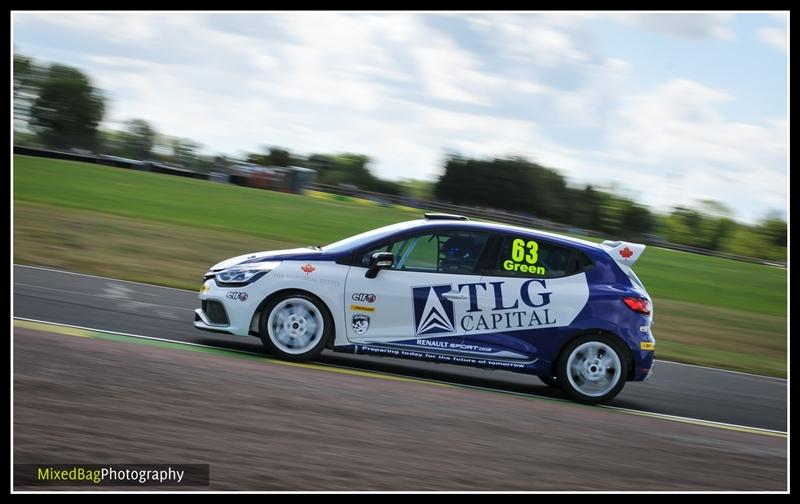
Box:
13, 12, 788, 223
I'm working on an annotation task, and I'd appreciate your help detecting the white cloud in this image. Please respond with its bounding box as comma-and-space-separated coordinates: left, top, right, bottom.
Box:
757, 13, 787, 53
611, 13, 735, 40
16, 12, 160, 43
606, 79, 784, 168
467, 13, 593, 66
412, 42, 500, 105
598, 79, 786, 217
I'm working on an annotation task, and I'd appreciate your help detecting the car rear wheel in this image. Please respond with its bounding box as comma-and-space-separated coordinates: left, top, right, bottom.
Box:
259, 293, 331, 362
556, 334, 628, 405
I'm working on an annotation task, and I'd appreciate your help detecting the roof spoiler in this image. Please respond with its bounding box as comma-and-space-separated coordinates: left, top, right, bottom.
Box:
424, 213, 469, 221
601, 240, 646, 268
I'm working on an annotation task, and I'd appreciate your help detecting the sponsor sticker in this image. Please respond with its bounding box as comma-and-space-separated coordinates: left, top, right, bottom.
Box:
352, 293, 377, 303
199, 281, 212, 294
226, 291, 249, 302
301, 264, 315, 275
412, 279, 558, 336
412, 285, 456, 336
352, 314, 370, 335
350, 305, 375, 313
640, 341, 655, 351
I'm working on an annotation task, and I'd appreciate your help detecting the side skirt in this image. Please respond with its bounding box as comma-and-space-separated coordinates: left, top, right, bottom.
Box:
331, 343, 542, 374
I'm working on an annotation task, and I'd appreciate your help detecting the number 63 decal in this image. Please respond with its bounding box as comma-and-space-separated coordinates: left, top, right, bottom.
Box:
511, 238, 539, 265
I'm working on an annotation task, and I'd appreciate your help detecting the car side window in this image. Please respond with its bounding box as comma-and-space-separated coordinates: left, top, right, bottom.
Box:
357, 230, 489, 274
484, 234, 591, 278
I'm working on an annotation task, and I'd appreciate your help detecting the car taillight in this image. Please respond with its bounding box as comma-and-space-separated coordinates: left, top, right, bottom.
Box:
623, 297, 651, 314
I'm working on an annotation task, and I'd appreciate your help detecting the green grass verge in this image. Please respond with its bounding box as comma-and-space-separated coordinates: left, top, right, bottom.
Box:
13, 155, 788, 376
13, 155, 421, 246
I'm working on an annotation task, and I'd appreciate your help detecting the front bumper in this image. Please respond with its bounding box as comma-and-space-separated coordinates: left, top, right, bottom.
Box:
193, 279, 258, 337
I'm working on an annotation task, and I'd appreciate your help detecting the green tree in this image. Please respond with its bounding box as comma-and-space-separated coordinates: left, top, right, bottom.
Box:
246, 151, 270, 166
695, 200, 737, 250
704, 217, 736, 251
98, 128, 128, 156
435, 155, 571, 220
571, 185, 602, 231
246, 146, 295, 167
120, 119, 157, 159
665, 207, 704, 247
399, 179, 436, 200
758, 217, 787, 247
617, 199, 655, 239
14, 53, 46, 129
171, 137, 202, 167
30, 64, 106, 150
306, 154, 336, 172
269, 147, 292, 167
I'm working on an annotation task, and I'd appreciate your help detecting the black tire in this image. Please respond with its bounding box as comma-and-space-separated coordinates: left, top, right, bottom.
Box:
258, 291, 332, 362
556, 333, 628, 405
538, 374, 560, 389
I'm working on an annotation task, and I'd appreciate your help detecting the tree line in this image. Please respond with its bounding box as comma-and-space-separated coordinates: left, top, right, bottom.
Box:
435, 156, 786, 261
13, 52, 786, 262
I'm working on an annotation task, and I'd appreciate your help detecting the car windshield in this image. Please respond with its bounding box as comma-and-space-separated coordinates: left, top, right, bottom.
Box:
322, 221, 422, 253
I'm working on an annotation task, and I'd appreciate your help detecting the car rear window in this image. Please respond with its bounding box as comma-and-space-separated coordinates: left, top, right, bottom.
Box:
484, 235, 592, 278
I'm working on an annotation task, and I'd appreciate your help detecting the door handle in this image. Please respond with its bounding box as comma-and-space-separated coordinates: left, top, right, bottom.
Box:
442, 291, 467, 300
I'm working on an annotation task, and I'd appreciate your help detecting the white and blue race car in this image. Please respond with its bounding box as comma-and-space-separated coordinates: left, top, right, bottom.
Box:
194, 214, 655, 404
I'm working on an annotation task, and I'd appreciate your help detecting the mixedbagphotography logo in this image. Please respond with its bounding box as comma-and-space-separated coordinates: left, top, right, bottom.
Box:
14, 464, 210, 487
412, 285, 456, 336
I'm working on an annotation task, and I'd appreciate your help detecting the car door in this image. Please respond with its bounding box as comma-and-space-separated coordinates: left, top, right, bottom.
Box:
344, 228, 490, 356
459, 233, 592, 364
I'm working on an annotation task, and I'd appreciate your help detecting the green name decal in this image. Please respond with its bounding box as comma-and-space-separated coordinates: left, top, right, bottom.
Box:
504, 238, 546, 275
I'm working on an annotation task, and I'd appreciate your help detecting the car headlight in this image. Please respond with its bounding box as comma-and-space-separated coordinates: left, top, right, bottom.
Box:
215, 261, 281, 285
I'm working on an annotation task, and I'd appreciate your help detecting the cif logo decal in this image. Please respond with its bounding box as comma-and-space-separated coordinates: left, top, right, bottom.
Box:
352, 314, 370, 335
412, 285, 456, 336
226, 291, 248, 302
352, 293, 376, 303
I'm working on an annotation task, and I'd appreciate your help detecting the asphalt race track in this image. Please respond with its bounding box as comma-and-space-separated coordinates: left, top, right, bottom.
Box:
13, 264, 786, 432
13, 264, 789, 490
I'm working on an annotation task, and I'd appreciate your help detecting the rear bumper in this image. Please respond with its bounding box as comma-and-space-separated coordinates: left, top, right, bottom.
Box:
631, 341, 656, 381
643, 361, 654, 381
624, 320, 655, 381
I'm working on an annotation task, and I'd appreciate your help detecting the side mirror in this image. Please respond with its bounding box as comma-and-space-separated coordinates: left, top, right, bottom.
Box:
365, 252, 394, 279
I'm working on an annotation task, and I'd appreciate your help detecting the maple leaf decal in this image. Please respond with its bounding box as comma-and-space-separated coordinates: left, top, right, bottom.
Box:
619, 247, 634, 259
301, 264, 316, 275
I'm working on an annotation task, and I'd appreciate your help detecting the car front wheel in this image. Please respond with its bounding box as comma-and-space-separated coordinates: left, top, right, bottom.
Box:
556, 334, 628, 405
259, 292, 331, 362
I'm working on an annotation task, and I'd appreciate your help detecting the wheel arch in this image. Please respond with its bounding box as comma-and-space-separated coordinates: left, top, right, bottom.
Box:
546, 329, 635, 381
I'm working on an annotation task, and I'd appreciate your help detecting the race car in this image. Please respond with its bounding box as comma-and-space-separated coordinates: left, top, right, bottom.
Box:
194, 213, 655, 404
